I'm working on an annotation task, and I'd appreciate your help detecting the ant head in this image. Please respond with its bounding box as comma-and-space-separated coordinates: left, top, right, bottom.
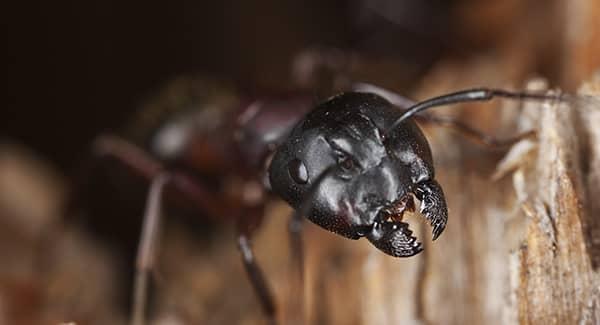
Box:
269, 92, 448, 257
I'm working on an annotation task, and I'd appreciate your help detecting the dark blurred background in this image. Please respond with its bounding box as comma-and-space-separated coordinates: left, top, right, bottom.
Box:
4, 0, 462, 172
4, 0, 580, 172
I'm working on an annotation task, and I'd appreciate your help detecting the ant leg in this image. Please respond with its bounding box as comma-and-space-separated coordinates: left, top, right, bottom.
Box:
236, 215, 277, 325
92, 134, 163, 179
124, 171, 238, 324
284, 166, 338, 324
287, 211, 304, 325
131, 173, 170, 325
414, 114, 536, 149
91, 135, 229, 218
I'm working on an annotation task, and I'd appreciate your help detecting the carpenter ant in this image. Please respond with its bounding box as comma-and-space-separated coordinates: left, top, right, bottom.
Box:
91, 79, 563, 324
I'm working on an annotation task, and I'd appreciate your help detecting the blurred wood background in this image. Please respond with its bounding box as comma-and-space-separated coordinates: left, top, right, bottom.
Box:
2, 0, 600, 324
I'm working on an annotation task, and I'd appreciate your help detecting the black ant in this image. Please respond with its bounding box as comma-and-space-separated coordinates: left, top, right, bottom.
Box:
92, 80, 564, 324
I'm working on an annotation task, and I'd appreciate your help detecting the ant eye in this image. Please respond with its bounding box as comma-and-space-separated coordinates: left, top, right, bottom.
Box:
288, 158, 309, 184
338, 156, 355, 171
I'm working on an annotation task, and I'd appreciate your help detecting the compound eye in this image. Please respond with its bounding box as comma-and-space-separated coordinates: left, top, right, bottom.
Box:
338, 156, 354, 171
288, 158, 309, 184
334, 150, 357, 172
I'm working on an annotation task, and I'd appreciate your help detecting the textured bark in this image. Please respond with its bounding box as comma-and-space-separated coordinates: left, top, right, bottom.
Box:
561, 0, 600, 89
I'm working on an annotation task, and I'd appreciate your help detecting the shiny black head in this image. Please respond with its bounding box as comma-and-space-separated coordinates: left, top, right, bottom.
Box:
269, 92, 448, 257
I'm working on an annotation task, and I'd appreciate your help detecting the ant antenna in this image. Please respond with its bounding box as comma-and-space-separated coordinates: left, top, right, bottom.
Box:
387, 88, 566, 133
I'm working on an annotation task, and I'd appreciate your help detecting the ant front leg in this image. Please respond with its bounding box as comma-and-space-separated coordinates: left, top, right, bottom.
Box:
131, 173, 170, 325
236, 211, 277, 325
287, 209, 305, 325
130, 174, 279, 324
128, 170, 237, 325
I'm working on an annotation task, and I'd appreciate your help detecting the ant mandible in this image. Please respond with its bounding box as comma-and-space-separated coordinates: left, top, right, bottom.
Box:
92, 81, 563, 325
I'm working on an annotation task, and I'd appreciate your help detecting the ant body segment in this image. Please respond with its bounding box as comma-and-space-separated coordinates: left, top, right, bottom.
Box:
92, 81, 563, 324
